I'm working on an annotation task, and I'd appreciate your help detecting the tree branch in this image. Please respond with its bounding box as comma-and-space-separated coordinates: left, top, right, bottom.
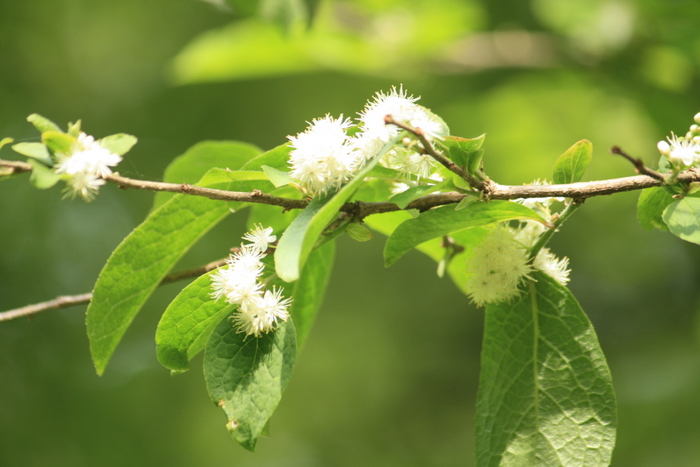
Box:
2, 157, 699, 220
0, 257, 229, 322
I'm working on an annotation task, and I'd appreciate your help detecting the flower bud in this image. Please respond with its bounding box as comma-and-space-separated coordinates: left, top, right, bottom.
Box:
657, 140, 671, 156
694, 112, 700, 125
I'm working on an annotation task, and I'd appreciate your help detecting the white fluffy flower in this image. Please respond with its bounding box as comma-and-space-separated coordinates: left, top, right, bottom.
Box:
242, 224, 277, 253
288, 114, 361, 196
54, 132, 122, 200
533, 248, 571, 286
464, 226, 533, 306
233, 288, 292, 337
210, 225, 293, 337
658, 133, 700, 167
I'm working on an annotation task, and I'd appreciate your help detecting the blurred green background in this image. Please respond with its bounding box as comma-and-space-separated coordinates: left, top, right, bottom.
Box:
2, 0, 700, 465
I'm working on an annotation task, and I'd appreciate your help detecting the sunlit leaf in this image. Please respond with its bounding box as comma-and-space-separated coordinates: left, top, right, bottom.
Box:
154, 140, 262, 209
99, 133, 138, 156
637, 187, 673, 231
384, 201, 546, 267
27, 113, 62, 134
552, 139, 592, 184
662, 196, 700, 244
87, 170, 274, 375
476, 272, 616, 466
12, 142, 52, 166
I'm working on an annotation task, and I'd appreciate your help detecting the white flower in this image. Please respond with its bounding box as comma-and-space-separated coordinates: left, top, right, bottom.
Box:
358, 85, 448, 145
659, 133, 700, 167
233, 287, 292, 337
464, 226, 532, 306
358, 85, 421, 144
533, 248, 571, 286
210, 246, 265, 305
288, 114, 360, 196
242, 224, 276, 253
54, 132, 122, 201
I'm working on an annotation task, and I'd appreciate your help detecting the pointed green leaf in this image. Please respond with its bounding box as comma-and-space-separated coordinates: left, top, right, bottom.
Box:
100, 133, 138, 156
345, 223, 373, 242
87, 170, 274, 375
27, 113, 62, 134
476, 272, 616, 466
12, 142, 52, 166
42, 131, 75, 155
384, 201, 546, 267
154, 140, 262, 209
156, 271, 235, 373
204, 317, 296, 451
155, 239, 333, 371
552, 140, 592, 184
637, 187, 674, 231
261, 164, 293, 187
285, 241, 334, 348
0, 137, 13, 151
275, 136, 399, 282
441, 134, 486, 174
28, 159, 62, 189
389, 181, 448, 209
662, 196, 700, 244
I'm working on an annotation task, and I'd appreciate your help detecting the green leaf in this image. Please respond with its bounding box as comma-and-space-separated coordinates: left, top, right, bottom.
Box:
662, 197, 700, 244
12, 142, 52, 166
0, 137, 13, 151
441, 134, 486, 174
155, 239, 332, 371
100, 134, 138, 156
476, 272, 616, 466
345, 223, 373, 242
552, 140, 592, 184
261, 164, 293, 187
389, 181, 448, 209
87, 170, 274, 375
284, 241, 335, 348
42, 131, 75, 155
204, 317, 296, 451
275, 136, 399, 282
27, 113, 62, 134
637, 187, 674, 231
384, 201, 546, 267
154, 140, 262, 209
28, 159, 62, 189
156, 272, 234, 373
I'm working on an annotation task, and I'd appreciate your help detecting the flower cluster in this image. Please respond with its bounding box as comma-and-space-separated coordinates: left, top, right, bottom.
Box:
464, 190, 570, 306
287, 86, 449, 196
657, 112, 700, 168
210, 225, 292, 337
54, 132, 122, 201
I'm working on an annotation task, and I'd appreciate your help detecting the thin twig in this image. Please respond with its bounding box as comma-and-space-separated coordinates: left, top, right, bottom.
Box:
610, 146, 666, 181
0, 257, 229, 322
384, 115, 487, 190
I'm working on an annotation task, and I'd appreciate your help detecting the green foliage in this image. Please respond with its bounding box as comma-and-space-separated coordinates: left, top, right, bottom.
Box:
99, 134, 138, 156
637, 187, 674, 231
552, 139, 592, 184
383, 201, 546, 267
12, 142, 52, 166
154, 141, 262, 209
476, 272, 616, 466
662, 196, 700, 245
156, 271, 235, 373
87, 144, 275, 375
204, 317, 296, 451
